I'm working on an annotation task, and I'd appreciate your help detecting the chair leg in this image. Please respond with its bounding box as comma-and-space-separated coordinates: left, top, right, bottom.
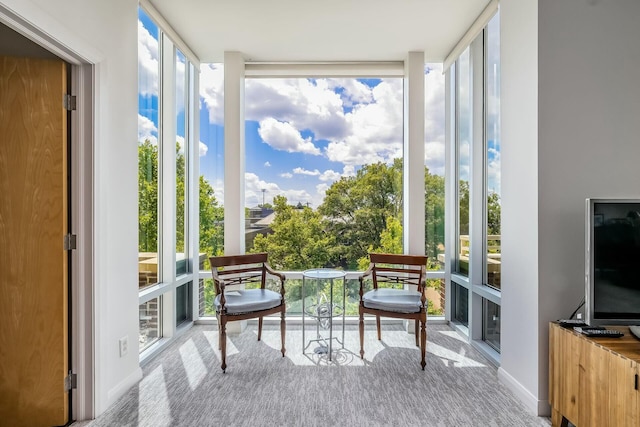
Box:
376, 315, 381, 340
359, 310, 365, 359
280, 310, 286, 357
217, 314, 222, 350
415, 319, 419, 347
420, 319, 427, 371
258, 316, 263, 341
220, 318, 227, 373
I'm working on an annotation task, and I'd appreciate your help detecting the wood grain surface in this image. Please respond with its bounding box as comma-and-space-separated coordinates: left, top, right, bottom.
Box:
0, 56, 68, 426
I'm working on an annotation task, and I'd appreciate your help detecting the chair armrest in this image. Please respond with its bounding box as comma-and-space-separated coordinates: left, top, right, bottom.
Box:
264, 262, 286, 298
264, 262, 286, 282
357, 264, 374, 300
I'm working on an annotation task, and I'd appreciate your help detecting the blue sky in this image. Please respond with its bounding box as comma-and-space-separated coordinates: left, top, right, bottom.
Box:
138, 10, 500, 209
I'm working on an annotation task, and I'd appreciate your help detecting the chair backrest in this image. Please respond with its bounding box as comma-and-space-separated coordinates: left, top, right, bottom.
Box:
368, 253, 428, 291
209, 253, 269, 295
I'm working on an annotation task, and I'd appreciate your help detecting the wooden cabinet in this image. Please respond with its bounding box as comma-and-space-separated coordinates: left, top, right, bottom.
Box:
549, 322, 640, 426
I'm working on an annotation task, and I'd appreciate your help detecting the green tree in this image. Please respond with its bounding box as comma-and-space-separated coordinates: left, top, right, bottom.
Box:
319, 159, 403, 269
425, 168, 445, 269
487, 191, 501, 235
138, 140, 223, 258
357, 215, 403, 270
138, 140, 158, 252
251, 195, 336, 270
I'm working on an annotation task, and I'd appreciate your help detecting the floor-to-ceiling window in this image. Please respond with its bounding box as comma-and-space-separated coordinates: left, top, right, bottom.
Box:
451, 47, 472, 327
137, 5, 200, 354
242, 76, 404, 316
447, 7, 501, 360
425, 63, 446, 316
138, 8, 161, 351
198, 62, 225, 317
482, 10, 501, 352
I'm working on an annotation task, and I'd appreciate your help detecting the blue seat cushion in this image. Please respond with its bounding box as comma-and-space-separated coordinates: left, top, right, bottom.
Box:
215, 289, 283, 315
362, 288, 424, 313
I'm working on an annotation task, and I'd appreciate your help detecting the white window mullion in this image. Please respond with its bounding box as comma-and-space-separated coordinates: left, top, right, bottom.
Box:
160, 33, 177, 337
469, 35, 485, 342
404, 51, 425, 256
189, 63, 201, 319
223, 52, 245, 255
444, 65, 456, 322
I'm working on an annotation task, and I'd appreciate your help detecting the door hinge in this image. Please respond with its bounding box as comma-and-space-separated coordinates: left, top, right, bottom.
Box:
63, 94, 77, 111
65, 372, 77, 391
63, 233, 77, 250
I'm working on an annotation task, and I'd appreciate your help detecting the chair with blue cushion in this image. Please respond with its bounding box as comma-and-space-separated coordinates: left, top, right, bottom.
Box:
209, 253, 286, 373
358, 253, 429, 370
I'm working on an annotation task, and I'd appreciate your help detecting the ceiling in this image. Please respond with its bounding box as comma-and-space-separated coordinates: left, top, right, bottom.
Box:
147, 0, 491, 63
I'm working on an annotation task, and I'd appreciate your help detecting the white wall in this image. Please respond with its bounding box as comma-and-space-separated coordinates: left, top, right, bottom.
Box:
0, 0, 141, 417
500, 0, 640, 416
499, 0, 541, 415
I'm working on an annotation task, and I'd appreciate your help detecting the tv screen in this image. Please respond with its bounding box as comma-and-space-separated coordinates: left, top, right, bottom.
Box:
586, 198, 640, 326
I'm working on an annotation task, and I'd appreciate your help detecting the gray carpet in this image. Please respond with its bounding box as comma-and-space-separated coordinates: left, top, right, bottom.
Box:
74, 323, 551, 427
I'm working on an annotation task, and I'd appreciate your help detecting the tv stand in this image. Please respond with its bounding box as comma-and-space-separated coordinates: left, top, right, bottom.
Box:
549, 322, 640, 426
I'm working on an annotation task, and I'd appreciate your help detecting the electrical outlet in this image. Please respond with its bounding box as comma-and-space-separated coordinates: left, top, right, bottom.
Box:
119, 336, 128, 357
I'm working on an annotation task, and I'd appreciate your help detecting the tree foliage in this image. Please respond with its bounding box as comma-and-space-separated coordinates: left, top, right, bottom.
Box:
319, 159, 403, 269
137, 139, 223, 258
251, 195, 336, 270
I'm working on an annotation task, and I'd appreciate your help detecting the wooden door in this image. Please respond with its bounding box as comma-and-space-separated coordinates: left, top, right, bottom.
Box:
0, 56, 69, 426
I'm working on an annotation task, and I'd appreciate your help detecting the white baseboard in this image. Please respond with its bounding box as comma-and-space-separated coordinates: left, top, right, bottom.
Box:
105, 367, 143, 412
498, 367, 551, 417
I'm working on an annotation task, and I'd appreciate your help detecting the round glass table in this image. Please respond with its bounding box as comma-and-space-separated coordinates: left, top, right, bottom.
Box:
301, 269, 347, 361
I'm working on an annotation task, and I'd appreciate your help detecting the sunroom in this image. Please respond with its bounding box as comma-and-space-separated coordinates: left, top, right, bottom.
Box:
3, 0, 640, 425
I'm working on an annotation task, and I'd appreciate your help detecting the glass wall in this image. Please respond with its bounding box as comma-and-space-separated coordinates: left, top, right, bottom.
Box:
176, 50, 188, 276
448, 9, 502, 359
456, 48, 471, 278
239, 76, 404, 314
425, 63, 446, 316
138, 6, 200, 354
485, 11, 501, 290
138, 9, 160, 291
483, 298, 500, 351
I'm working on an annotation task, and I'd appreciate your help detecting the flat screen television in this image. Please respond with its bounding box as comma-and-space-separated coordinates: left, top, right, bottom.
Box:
585, 198, 640, 326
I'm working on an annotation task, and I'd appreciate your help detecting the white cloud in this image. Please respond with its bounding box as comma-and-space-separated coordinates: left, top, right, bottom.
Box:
325, 78, 404, 166
425, 64, 446, 150
279, 172, 293, 178
176, 56, 187, 114
199, 141, 209, 157
342, 165, 356, 177
199, 63, 224, 125
319, 169, 341, 182
171, 135, 208, 158
487, 148, 501, 194
138, 114, 158, 145
327, 78, 374, 107
425, 141, 445, 176
245, 172, 312, 207
293, 167, 320, 176
246, 78, 349, 141
264, 161, 271, 167
138, 20, 159, 96
316, 183, 330, 200
258, 118, 321, 155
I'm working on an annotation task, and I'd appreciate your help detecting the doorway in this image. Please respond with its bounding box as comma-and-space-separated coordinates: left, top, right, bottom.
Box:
0, 19, 94, 424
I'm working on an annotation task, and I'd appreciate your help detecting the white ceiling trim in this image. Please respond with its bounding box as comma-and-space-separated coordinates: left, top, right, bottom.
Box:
140, 0, 200, 68
245, 61, 404, 78
443, 0, 499, 72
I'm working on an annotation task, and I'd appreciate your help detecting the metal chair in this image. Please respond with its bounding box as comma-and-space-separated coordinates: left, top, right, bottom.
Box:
209, 253, 286, 373
358, 253, 429, 370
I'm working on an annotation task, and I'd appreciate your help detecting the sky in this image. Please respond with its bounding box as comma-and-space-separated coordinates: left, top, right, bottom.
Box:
137, 9, 500, 209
